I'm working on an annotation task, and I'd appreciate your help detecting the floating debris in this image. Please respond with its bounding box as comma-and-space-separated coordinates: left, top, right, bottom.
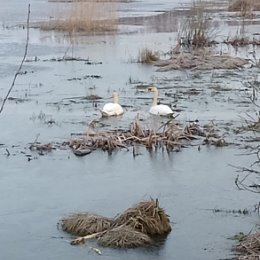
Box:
42, 56, 91, 62
29, 142, 55, 154
67, 75, 102, 81
27, 118, 222, 156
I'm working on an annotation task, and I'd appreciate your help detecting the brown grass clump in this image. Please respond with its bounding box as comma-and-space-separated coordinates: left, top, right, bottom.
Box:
63, 199, 172, 248
98, 226, 153, 248
177, 0, 216, 48
61, 213, 113, 236
155, 50, 248, 71
30, 118, 223, 156
228, 0, 259, 15
233, 232, 260, 259
224, 36, 260, 46
113, 199, 172, 236
40, 0, 118, 33
138, 48, 160, 64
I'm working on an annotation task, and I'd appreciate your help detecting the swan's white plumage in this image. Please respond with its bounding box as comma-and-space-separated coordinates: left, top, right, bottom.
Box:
147, 85, 174, 116
101, 91, 124, 117
149, 104, 173, 116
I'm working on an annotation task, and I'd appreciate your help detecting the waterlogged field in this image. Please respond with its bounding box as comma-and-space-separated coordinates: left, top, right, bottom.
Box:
0, 0, 260, 259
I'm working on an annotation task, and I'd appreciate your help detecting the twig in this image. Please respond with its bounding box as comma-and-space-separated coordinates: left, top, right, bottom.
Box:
5, 148, 10, 157
70, 232, 103, 245
0, 4, 30, 114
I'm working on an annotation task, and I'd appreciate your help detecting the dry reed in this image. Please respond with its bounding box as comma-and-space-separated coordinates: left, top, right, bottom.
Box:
68, 118, 204, 155
98, 226, 153, 248
41, 0, 118, 33
177, 0, 215, 48
112, 199, 172, 236
233, 232, 260, 259
63, 199, 172, 248
228, 0, 256, 15
224, 37, 260, 46
61, 213, 113, 236
137, 48, 160, 64
29, 118, 223, 156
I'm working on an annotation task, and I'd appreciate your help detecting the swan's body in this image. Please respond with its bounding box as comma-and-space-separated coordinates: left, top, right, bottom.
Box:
147, 86, 174, 116
101, 91, 124, 117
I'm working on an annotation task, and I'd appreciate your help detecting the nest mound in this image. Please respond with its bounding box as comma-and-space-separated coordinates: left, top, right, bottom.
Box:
61, 213, 113, 236
62, 199, 172, 248
155, 51, 248, 71
113, 199, 172, 236
98, 226, 153, 248
234, 232, 260, 259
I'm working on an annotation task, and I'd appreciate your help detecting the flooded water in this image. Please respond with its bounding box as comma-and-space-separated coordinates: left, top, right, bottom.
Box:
1, 147, 259, 260
1, 0, 260, 259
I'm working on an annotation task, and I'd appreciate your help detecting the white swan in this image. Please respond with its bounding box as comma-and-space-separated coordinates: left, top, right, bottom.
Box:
101, 91, 124, 117
147, 85, 174, 116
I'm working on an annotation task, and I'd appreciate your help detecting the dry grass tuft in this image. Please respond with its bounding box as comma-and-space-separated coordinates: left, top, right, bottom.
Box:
228, 0, 258, 16
61, 213, 113, 236
41, 0, 118, 33
226, 0, 260, 46
177, 0, 216, 48
155, 50, 248, 71
62, 199, 172, 248
98, 226, 153, 248
137, 48, 160, 64
32, 118, 223, 156
113, 199, 172, 236
224, 36, 260, 46
233, 232, 260, 259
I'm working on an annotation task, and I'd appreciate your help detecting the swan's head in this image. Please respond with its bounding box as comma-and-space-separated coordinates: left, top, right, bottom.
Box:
112, 91, 118, 98
147, 85, 158, 93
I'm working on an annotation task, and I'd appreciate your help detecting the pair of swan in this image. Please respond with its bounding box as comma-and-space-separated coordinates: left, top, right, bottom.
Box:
101, 85, 174, 117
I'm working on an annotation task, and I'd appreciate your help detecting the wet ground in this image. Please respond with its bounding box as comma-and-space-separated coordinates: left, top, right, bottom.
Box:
0, 0, 260, 259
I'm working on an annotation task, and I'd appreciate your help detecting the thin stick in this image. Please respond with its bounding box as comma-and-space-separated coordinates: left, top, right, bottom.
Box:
70, 232, 102, 245
0, 4, 30, 114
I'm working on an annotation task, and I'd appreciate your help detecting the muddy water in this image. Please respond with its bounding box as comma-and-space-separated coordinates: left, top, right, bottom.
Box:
1, 0, 260, 260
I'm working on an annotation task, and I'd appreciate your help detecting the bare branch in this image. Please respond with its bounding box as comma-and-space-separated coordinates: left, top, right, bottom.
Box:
0, 4, 30, 114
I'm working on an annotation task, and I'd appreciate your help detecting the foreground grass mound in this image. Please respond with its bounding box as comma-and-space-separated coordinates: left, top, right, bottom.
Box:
61, 199, 172, 248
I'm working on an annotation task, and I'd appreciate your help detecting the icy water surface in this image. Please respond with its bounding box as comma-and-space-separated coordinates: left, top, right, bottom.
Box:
0, 0, 260, 260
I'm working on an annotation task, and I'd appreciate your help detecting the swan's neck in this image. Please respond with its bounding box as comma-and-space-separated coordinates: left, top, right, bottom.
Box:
113, 93, 119, 104
152, 89, 158, 106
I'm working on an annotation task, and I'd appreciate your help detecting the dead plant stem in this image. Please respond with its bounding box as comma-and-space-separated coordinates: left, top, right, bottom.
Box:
0, 4, 30, 114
